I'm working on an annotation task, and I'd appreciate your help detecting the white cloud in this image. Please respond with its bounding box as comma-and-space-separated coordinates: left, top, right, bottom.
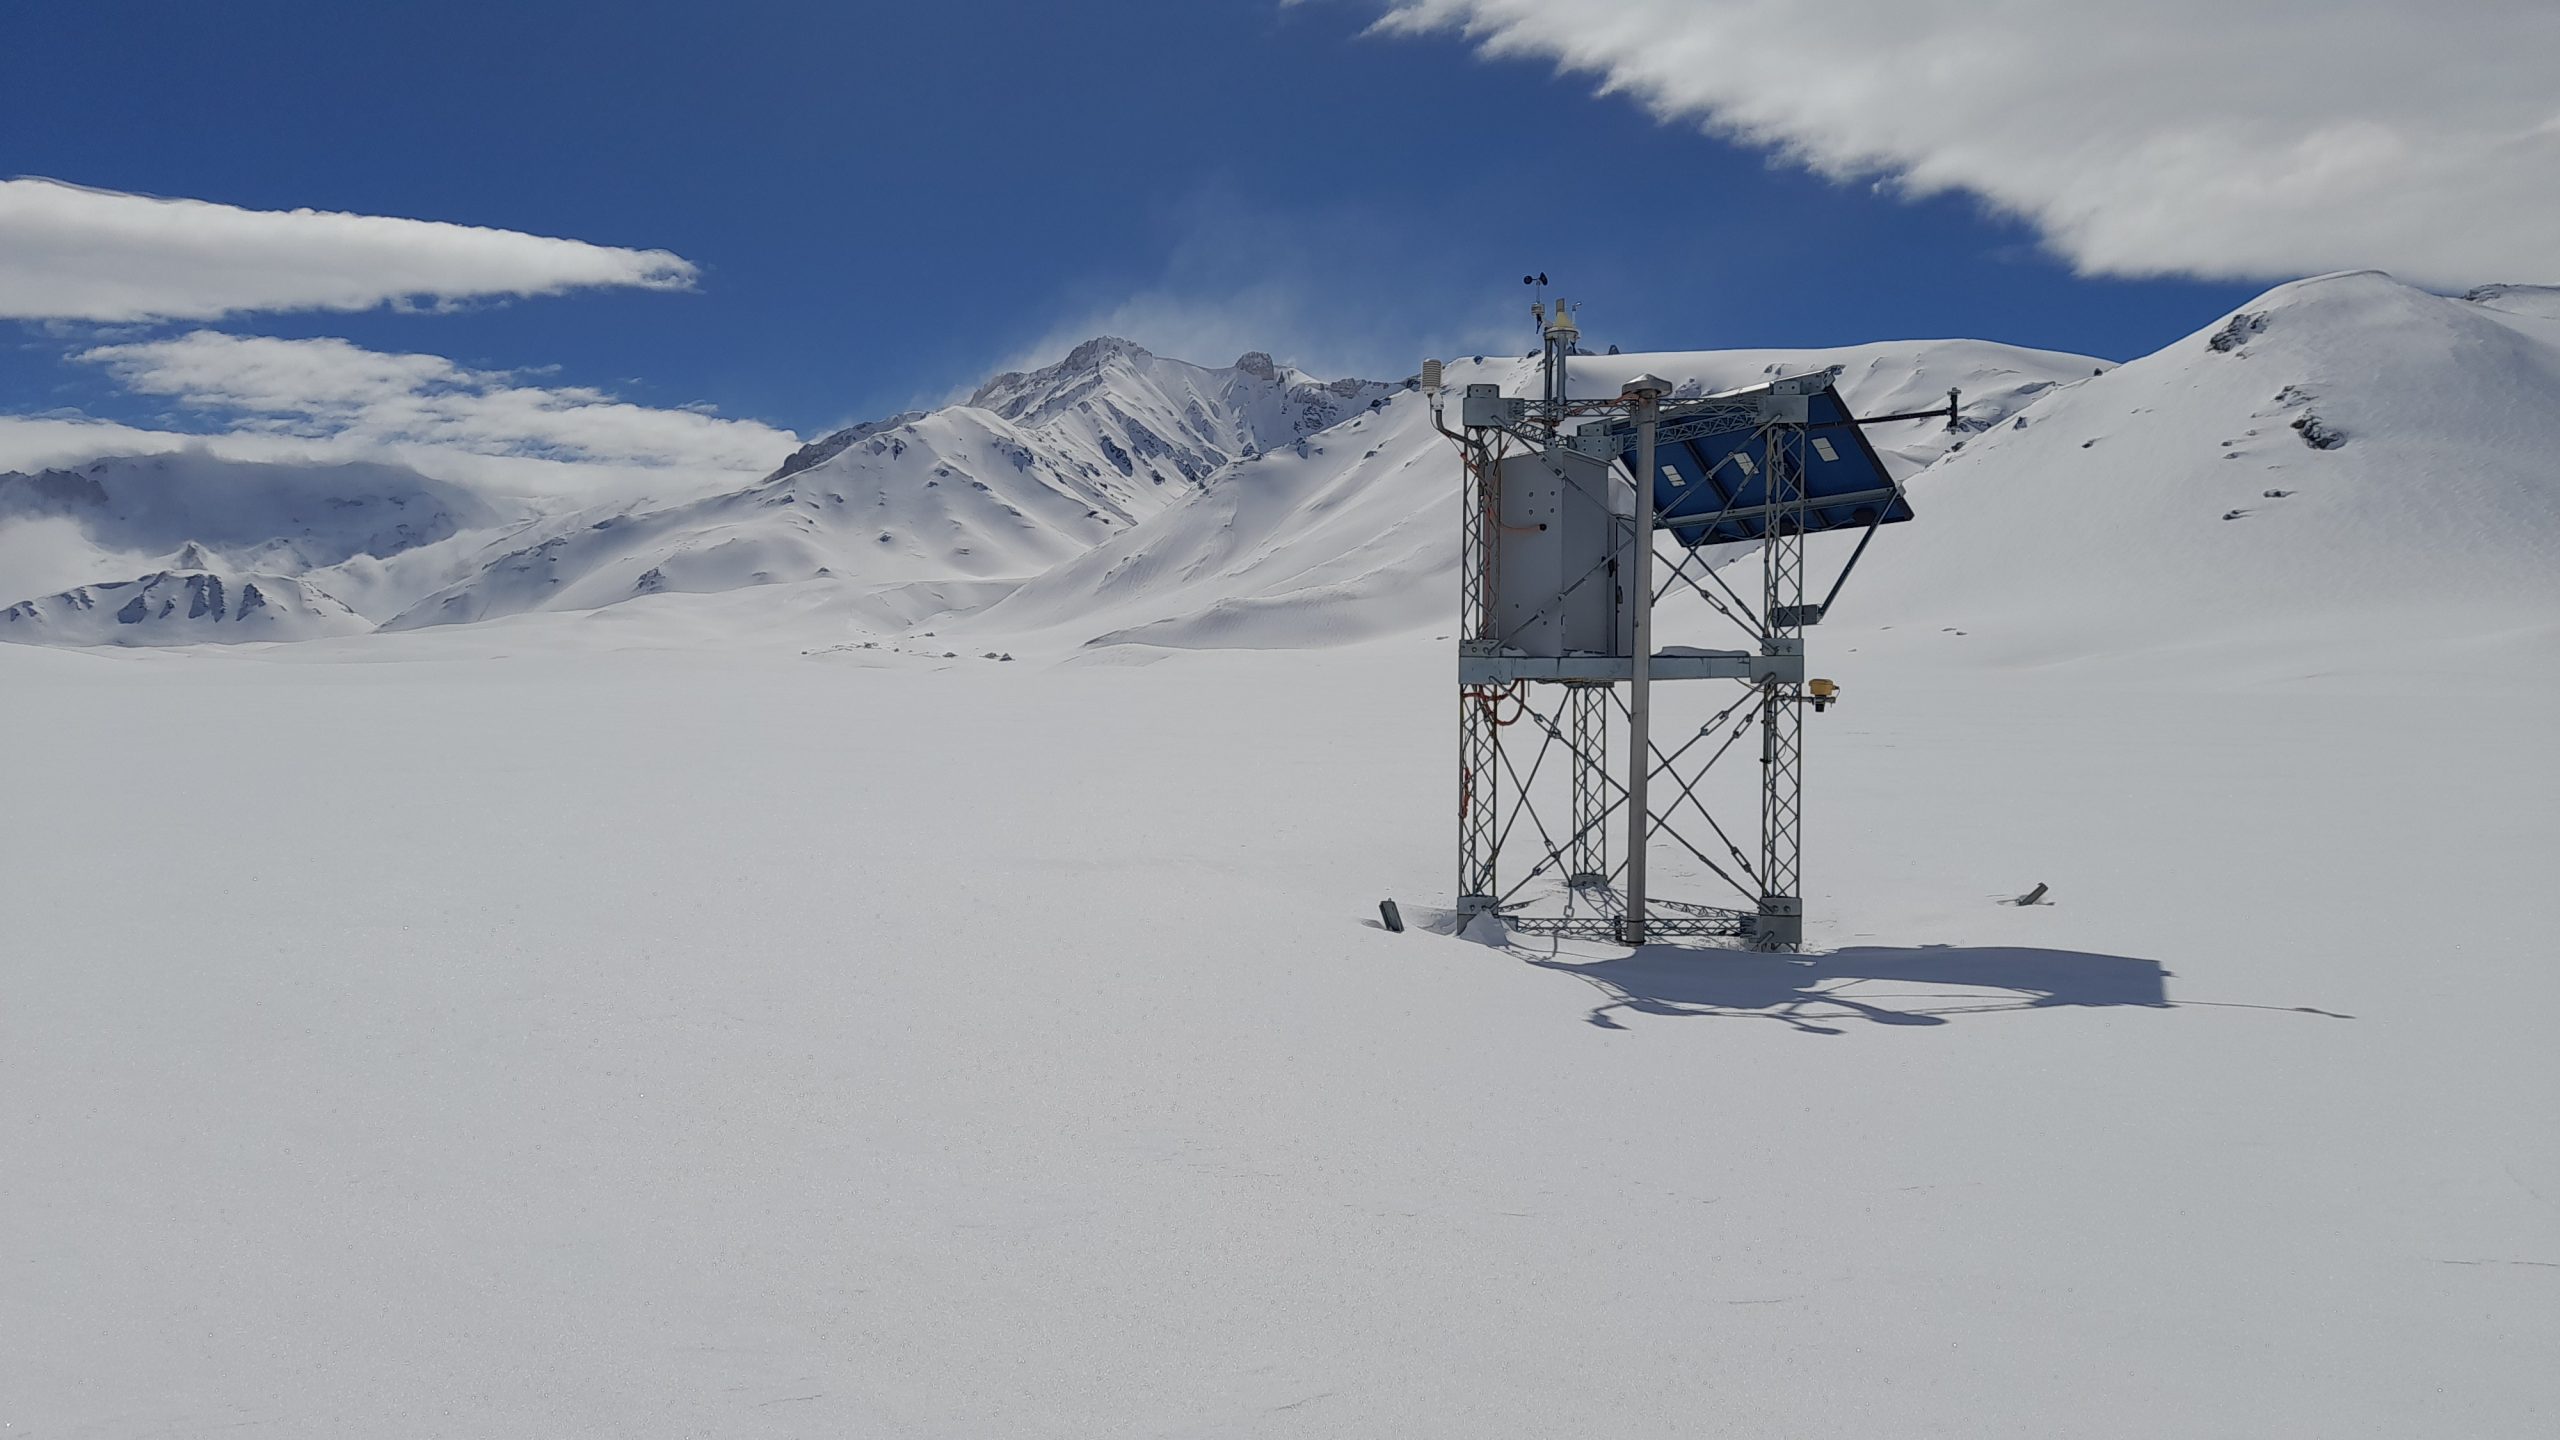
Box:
1370, 0, 2560, 288
67, 332, 799, 499
0, 415, 728, 510
0, 177, 697, 322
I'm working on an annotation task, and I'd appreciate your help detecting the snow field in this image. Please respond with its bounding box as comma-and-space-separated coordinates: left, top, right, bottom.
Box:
3, 626, 2552, 1438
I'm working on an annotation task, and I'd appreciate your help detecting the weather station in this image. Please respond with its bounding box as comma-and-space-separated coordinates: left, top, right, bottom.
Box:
1422, 279, 1957, 951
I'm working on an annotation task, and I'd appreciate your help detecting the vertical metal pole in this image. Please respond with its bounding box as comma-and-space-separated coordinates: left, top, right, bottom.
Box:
1621, 380, 1664, 945
1458, 430, 1501, 916
1566, 684, 1607, 888
1757, 421, 1807, 952
1542, 301, 1570, 408
1461, 686, 1498, 909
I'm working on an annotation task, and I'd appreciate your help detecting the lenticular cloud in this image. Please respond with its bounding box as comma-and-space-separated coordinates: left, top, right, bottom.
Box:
1372, 0, 2560, 288
0, 177, 698, 323
76, 331, 797, 476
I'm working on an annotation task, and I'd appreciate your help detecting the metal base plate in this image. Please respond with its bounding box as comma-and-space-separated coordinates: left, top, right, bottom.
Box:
1460, 650, 1802, 686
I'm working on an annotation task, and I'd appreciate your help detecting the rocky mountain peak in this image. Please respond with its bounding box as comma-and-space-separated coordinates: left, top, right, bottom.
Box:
1063, 335, 1150, 370
763, 410, 929, 485
0, 466, 111, 517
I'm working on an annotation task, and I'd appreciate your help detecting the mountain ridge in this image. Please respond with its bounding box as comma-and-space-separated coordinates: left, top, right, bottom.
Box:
377, 340, 1398, 632
4, 275, 2555, 656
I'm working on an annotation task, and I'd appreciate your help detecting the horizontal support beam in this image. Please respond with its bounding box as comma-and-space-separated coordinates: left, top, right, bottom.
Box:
1509, 912, 1755, 939
1461, 649, 1803, 686
1645, 405, 1781, 448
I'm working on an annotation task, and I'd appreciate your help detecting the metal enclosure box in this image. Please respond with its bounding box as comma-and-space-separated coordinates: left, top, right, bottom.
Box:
1493, 447, 1630, 657
1461, 383, 1525, 428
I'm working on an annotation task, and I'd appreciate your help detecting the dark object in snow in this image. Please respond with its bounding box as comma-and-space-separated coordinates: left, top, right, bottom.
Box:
2264, 489, 2294, 499
2012, 883, 2049, 906
1379, 899, 1406, 933
2223, 509, 2250, 520
2291, 413, 2347, 450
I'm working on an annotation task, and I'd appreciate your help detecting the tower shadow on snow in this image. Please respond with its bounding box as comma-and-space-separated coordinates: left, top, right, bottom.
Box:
1523, 944, 2176, 1034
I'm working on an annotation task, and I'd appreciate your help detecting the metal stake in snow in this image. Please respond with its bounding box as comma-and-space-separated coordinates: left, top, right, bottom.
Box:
1426, 291, 1947, 953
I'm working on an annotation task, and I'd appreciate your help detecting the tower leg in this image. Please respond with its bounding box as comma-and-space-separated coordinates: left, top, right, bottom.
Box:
1620, 388, 1662, 945
1566, 683, 1608, 889
1459, 686, 1499, 916
1457, 425, 1502, 920
1757, 422, 1808, 953
1757, 681, 1804, 951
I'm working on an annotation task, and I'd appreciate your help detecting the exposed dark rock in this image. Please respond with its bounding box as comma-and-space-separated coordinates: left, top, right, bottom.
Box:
2208, 311, 2270, 352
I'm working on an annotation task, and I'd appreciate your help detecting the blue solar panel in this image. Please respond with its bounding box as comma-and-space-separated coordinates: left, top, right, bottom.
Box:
1591, 380, 1914, 547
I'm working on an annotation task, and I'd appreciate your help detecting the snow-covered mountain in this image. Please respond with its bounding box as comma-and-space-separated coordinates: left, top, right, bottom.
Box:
958, 338, 1398, 492
382, 340, 1397, 631
954, 339, 2108, 650
0, 450, 510, 646
777, 337, 1396, 498
2463, 282, 2560, 322
0, 565, 369, 645
947, 272, 2560, 660
0, 451, 496, 577
1832, 271, 2560, 655
6, 276, 2556, 658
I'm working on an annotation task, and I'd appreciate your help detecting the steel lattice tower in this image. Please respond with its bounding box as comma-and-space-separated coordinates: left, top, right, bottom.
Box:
1430, 297, 1943, 953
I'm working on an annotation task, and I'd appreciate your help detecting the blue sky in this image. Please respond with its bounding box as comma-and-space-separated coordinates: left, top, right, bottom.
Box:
11, 0, 2532, 475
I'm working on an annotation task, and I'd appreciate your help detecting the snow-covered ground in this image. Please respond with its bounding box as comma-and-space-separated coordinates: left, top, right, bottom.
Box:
5, 272, 2558, 1436
5, 623, 2553, 1437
